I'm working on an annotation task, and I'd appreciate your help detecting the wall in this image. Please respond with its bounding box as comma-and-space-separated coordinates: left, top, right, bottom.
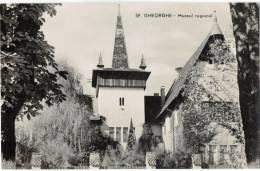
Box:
162, 114, 173, 153
97, 87, 145, 148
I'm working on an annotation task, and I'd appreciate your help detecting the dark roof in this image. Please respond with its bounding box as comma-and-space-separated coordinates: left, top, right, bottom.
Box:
157, 19, 224, 119
92, 68, 150, 87
145, 96, 162, 124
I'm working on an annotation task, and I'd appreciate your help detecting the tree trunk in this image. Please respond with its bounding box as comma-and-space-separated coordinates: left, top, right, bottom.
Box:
1, 110, 17, 161
1, 93, 26, 161
229, 3, 259, 163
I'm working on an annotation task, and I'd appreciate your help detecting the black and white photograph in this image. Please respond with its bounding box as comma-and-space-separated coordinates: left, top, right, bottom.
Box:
1, 1, 259, 169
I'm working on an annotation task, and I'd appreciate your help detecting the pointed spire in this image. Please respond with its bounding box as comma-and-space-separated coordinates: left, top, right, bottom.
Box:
118, 4, 121, 16
213, 10, 217, 23
130, 118, 133, 129
97, 52, 104, 68
210, 10, 223, 36
139, 54, 147, 70
112, 5, 129, 69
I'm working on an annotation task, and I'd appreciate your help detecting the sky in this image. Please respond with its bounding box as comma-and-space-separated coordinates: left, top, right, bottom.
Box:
41, 2, 234, 97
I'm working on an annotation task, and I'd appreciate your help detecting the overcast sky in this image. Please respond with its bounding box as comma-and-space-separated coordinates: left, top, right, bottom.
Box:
41, 2, 234, 96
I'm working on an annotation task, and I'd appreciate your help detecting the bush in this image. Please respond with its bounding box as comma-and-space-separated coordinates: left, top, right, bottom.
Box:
248, 158, 260, 168
157, 151, 192, 169
120, 145, 145, 166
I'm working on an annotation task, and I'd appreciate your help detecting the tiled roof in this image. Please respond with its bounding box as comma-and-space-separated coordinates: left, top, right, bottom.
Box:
157, 16, 224, 118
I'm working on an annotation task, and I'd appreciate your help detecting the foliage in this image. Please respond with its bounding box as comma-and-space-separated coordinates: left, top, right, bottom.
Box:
120, 145, 145, 167
1, 3, 66, 119
136, 124, 157, 155
88, 125, 122, 162
181, 99, 218, 153
229, 3, 259, 163
180, 34, 244, 154
16, 137, 37, 169
101, 144, 123, 167
157, 151, 192, 169
126, 119, 136, 151
248, 158, 260, 169
1, 4, 65, 161
41, 140, 74, 168
15, 61, 91, 167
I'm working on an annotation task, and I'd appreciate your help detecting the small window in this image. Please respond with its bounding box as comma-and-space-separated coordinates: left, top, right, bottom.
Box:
209, 58, 214, 64
109, 127, 114, 140
119, 97, 125, 107
116, 127, 121, 142
123, 127, 128, 142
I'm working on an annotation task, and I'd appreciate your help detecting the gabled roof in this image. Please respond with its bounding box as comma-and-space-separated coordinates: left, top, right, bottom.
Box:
157, 13, 223, 119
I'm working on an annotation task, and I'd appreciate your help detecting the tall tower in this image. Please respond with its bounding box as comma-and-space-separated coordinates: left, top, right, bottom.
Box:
92, 5, 150, 148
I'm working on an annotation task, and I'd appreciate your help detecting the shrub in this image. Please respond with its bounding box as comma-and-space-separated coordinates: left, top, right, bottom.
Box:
157, 151, 192, 169
248, 158, 260, 169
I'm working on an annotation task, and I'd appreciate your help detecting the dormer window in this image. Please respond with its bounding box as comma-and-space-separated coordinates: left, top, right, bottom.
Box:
119, 97, 125, 107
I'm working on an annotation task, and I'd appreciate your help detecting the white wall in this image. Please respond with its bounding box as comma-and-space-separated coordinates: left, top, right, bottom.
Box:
97, 87, 145, 147
151, 124, 162, 137
162, 114, 173, 153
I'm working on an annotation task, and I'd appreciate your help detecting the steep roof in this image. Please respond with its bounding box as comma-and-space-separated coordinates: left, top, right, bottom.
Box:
112, 5, 129, 69
157, 12, 224, 119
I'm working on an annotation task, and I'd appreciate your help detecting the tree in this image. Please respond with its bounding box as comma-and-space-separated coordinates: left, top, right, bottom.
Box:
229, 3, 259, 163
137, 124, 156, 155
1, 4, 66, 161
126, 119, 136, 151
19, 61, 90, 167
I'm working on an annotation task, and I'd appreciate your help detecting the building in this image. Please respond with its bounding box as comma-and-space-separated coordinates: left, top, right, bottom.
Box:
156, 12, 246, 167
91, 6, 150, 148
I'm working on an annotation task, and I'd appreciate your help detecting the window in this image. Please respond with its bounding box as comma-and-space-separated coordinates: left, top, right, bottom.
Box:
209, 58, 214, 64
123, 127, 128, 142
119, 97, 125, 107
109, 127, 114, 140
116, 127, 121, 142
209, 145, 216, 165
230, 145, 238, 162
219, 145, 227, 165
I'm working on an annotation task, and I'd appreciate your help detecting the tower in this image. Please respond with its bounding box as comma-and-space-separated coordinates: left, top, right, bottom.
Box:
92, 5, 150, 148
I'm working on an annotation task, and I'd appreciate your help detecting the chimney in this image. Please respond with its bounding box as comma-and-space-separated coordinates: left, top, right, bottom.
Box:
154, 93, 159, 96
160, 86, 165, 108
